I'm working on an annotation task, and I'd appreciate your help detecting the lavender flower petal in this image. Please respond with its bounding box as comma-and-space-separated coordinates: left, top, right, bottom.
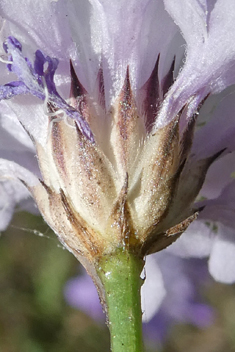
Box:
209, 224, 235, 283
64, 272, 104, 320
156, 0, 235, 128
0, 81, 29, 99
0, 179, 31, 231
166, 221, 214, 258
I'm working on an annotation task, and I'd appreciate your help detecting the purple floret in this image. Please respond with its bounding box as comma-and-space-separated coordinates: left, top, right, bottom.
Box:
0, 36, 94, 142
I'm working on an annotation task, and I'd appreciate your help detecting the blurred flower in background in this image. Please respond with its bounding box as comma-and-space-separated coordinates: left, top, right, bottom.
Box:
143, 254, 215, 344
1, 212, 235, 352
65, 268, 104, 321
64, 252, 215, 345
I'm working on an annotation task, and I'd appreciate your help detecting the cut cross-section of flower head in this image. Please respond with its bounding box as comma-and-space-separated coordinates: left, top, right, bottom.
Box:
1, 0, 235, 285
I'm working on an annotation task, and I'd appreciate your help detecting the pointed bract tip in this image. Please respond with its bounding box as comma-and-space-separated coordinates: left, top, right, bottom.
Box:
96, 65, 106, 109
70, 60, 87, 99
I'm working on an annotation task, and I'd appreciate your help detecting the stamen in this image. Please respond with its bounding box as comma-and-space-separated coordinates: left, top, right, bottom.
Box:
42, 76, 66, 117
46, 109, 65, 118
42, 76, 52, 115
0, 56, 13, 65
0, 36, 94, 143
41, 76, 76, 143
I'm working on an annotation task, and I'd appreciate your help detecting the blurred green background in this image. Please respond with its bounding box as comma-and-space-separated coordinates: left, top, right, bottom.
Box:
1, 211, 235, 352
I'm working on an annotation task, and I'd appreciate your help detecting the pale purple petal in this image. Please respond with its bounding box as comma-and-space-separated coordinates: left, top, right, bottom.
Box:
0, 179, 32, 231
199, 180, 235, 229
0, 98, 48, 146
166, 0, 235, 93
0, 142, 39, 231
188, 303, 214, 327
166, 221, 215, 258
0, 150, 39, 178
157, 254, 213, 317
199, 152, 235, 199
0, 101, 35, 152
0, 158, 39, 187
143, 253, 215, 342
0, 102, 40, 227
192, 88, 235, 160
156, 0, 235, 128
64, 272, 104, 320
0, 0, 76, 60
72, 0, 178, 105
141, 256, 166, 322
209, 224, 235, 283
144, 253, 213, 325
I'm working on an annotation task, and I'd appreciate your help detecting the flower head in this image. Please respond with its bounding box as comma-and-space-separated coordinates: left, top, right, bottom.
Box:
1, 0, 235, 285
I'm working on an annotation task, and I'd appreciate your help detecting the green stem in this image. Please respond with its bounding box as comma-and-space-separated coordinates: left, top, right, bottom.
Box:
97, 249, 144, 352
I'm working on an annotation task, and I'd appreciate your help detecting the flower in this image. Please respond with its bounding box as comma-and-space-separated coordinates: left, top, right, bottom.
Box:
143, 253, 215, 341
1, 0, 235, 286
